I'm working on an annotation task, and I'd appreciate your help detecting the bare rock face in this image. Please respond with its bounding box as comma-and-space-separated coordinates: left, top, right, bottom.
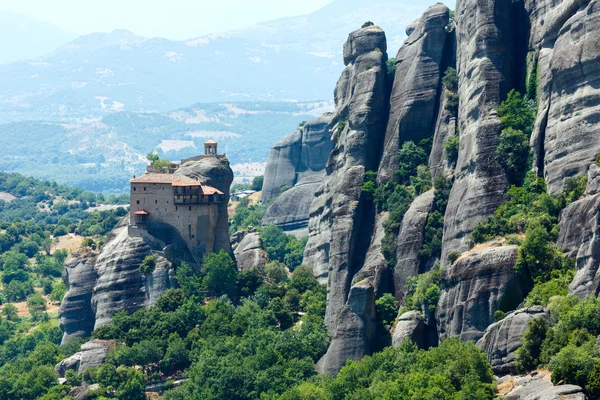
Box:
476, 306, 550, 375
437, 246, 524, 342
378, 3, 451, 183
233, 231, 269, 271
429, 90, 458, 181
528, 0, 600, 194
60, 257, 98, 345
176, 156, 234, 255
261, 116, 334, 204
394, 189, 435, 303
441, 0, 519, 261
55, 352, 82, 378
392, 310, 437, 349
502, 371, 586, 400
587, 164, 600, 195
316, 281, 376, 376
557, 193, 600, 298
261, 174, 323, 238
303, 25, 388, 376
56, 340, 116, 377
352, 212, 391, 296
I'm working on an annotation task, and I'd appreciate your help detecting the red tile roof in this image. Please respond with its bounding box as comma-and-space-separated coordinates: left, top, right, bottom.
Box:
134, 210, 150, 215
130, 173, 223, 195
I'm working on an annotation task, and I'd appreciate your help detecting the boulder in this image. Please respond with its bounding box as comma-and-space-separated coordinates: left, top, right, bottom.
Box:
78, 340, 115, 373
60, 257, 98, 345
476, 306, 551, 374
437, 245, 525, 342
394, 189, 435, 303
392, 310, 437, 349
55, 352, 82, 378
261, 116, 334, 204
557, 193, 600, 298
587, 164, 600, 195
233, 232, 269, 271
502, 371, 585, 400
378, 3, 451, 183
343, 26, 387, 66
316, 281, 376, 375
441, 0, 520, 261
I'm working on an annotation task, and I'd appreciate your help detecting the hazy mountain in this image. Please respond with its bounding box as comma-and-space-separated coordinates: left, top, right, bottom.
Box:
0, 10, 76, 64
0, 0, 432, 123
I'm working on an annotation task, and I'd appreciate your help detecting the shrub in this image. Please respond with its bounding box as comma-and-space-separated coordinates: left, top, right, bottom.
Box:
442, 67, 458, 92
138, 255, 157, 275
494, 310, 506, 322
444, 135, 460, 165
362, 21, 375, 28
516, 318, 549, 372
447, 251, 461, 265
252, 175, 264, 191
596, 153, 600, 168
375, 293, 398, 328
265, 261, 288, 284
496, 127, 530, 184
396, 141, 429, 184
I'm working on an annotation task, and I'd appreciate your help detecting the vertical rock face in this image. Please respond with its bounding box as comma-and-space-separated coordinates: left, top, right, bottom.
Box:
392, 310, 438, 349
394, 189, 435, 303
60, 257, 98, 345
261, 116, 334, 204
378, 4, 451, 183
557, 193, 600, 298
316, 281, 376, 375
232, 231, 269, 271
527, 0, 600, 194
441, 0, 519, 261
303, 25, 388, 375
476, 306, 550, 374
437, 246, 524, 342
429, 87, 458, 181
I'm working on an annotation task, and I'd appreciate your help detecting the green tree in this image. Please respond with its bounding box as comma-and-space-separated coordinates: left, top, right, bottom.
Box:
201, 251, 237, 298
444, 135, 459, 164
496, 127, 530, 184
252, 176, 264, 191
266, 261, 289, 283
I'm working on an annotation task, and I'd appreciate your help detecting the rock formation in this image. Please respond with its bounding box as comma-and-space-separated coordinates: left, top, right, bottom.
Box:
392, 310, 437, 349
527, 0, 600, 195
437, 246, 524, 342
441, 0, 521, 261
232, 229, 269, 271
501, 371, 586, 400
378, 3, 451, 183
477, 306, 550, 374
60, 156, 233, 344
55, 340, 116, 377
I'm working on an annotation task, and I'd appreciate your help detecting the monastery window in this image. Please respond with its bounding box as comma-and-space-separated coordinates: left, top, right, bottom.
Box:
189, 206, 192, 211
144, 187, 147, 191
176, 206, 178, 211
155, 200, 158, 204
133, 187, 137, 191
136, 200, 140, 205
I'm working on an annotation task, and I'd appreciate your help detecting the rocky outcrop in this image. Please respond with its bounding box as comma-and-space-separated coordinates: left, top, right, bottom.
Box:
232, 230, 269, 271
303, 25, 388, 375
378, 4, 451, 183
476, 306, 550, 375
56, 340, 116, 377
527, 0, 600, 194
441, 0, 520, 261
394, 189, 435, 303
60, 257, 98, 345
316, 281, 376, 375
261, 116, 334, 204
261, 174, 323, 238
352, 212, 390, 296
392, 310, 437, 349
502, 371, 586, 400
557, 193, 600, 298
437, 246, 524, 342
429, 91, 458, 181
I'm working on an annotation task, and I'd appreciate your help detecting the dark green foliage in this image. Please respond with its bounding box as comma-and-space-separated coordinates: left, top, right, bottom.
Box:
375, 293, 398, 329
403, 268, 441, 313
495, 90, 536, 184
494, 310, 506, 322
524, 268, 575, 306
362, 21, 375, 28
280, 339, 495, 400
260, 225, 308, 271
496, 127, 530, 184
396, 141, 429, 185
444, 135, 459, 164
443, 68, 459, 115
252, 176, 264, 191
229, 196, 267, 235
201, 250, 238, 299
526, 53, 539, 102
138, 255, 157, 275
447, 251, 461, 265
419, 176, 452, 263
516, 318, 549, 372
596, 153, 600, 168
386, 58, 396, 81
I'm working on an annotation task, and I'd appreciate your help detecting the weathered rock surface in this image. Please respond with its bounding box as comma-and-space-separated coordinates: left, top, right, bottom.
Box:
587, 164, 600, 195
394, 189, 435, 303
316, 281, 376, 376
56, 340, 116, 377
378, 3, 450, 183
437, 246, 524, 342
528, 0, 600, 195
261, 116, 334, 204
262, 174, 323, 238
352, 212, 391, 296
429, 90, 458, 181
60, 257, 98, 345
476, 306, 550, 374
392, 310, 437, 349
502, 371, 586, 400
303, 25, 388, 375
557, 193, 600, 298
441, 0, 519, 261
233, 231, 269, 271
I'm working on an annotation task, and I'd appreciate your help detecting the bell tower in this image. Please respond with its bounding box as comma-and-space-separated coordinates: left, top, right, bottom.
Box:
204, 140, 218, 156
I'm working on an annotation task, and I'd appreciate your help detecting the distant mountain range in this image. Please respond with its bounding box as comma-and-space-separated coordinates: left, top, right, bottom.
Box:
0, 10, 76, 64
0, 0, 430, 123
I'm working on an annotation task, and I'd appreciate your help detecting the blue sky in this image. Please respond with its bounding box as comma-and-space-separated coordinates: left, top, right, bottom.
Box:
3, 0, 334, 40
